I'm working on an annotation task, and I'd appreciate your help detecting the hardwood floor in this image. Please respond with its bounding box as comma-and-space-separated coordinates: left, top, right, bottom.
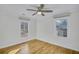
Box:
26, 39, 79, 54
0, 39, 79, 54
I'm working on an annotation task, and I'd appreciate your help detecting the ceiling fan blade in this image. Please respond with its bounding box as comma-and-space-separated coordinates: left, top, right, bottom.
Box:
26, 9, 37, 11
41, 13, 45, 16
40, 4, 44, 9
32, 11, 38, 16
41, 10, 53, 12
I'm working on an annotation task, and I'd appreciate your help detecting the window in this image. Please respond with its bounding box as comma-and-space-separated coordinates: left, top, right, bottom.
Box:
56, 19, 67, 37
21, 22, 28, 37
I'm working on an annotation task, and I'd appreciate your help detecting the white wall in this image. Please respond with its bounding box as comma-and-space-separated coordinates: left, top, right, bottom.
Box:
36, 5, 79, 51
0, 5, 37, 48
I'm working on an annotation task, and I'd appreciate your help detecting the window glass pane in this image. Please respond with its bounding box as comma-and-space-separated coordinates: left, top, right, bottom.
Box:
21, 22, 28, 37
56, 19, 67, 37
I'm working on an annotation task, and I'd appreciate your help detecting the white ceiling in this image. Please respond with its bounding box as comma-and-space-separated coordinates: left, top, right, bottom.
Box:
0, 4, 79, 18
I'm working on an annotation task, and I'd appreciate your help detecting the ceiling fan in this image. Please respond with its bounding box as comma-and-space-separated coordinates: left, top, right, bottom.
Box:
26, 4, 53, 16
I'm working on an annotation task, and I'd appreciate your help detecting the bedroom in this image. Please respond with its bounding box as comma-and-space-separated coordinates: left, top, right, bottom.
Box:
0, 4, 79, 54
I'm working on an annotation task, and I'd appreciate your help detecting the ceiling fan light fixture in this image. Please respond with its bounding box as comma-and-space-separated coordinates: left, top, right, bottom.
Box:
37, 12, 41, 14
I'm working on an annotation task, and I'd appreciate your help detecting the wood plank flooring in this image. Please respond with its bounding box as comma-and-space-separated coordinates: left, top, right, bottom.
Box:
0, 39, 79, 54
26, 39, 79, 54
